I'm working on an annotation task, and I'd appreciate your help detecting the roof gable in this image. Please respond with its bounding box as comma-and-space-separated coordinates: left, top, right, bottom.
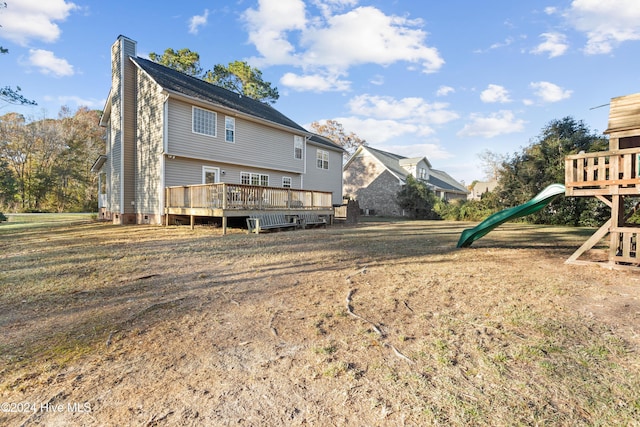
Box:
347, 145, 468, 194
131, 56, 308, 134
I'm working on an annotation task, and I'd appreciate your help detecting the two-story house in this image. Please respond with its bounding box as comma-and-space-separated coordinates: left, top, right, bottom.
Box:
92, 35, 343, 228
343, 145, 468, 216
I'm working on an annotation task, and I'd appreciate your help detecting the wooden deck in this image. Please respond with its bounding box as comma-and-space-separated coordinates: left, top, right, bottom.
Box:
164, 183, 334, 233
565, 147, 640, 196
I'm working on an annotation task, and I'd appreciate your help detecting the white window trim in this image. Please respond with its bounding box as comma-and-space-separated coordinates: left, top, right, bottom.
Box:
192, 106, 217, 137
316, 149, 329, 170
282, 176, 292, 188
202, 166, 220, 184
225, 116, 235, 143
294, 135, 304, 159
241, 171, 269, 186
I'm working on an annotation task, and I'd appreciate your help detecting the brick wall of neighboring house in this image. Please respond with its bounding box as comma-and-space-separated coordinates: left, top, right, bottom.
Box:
354, 170, 403, 216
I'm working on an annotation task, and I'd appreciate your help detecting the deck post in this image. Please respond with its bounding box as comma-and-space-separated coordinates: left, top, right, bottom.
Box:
222, 216, 227, 235
190, 215, 194, 230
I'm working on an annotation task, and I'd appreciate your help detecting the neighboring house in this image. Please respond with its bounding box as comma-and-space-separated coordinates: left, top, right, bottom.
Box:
468, 180, 498, 200
343, 145, 469, 216
92, 35, 343, 225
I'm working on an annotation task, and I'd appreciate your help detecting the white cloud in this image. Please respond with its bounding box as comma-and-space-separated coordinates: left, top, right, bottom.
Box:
436, 85, 455, 97
311, 0, 358, 19
243, 1, 444, 92
189, 9, 209, 35
544, 7, 558, 15
242, 0, 308, 66
0, 0, 77, 46
347, 94, 459, 125
531, 32, 569, 58
369, 74, 384, 86
530, 81, 572, 102
28, 49, 74, 77
300, 7, 444, 72
566, 0, 640, 54
280, 71, 351, 92
334, 116, 435, 143
57, 95, 104, 108
480, 84, 511, 103
474, 37, 515, 53
457, 110, 526, 138
379, 142, 453, 160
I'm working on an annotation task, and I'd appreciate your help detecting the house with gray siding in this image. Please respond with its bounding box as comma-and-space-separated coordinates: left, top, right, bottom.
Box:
343, 145, 468, 216
93, 35, 343, 226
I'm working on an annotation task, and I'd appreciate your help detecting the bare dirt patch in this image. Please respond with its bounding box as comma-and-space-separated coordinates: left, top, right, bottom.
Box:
1, 220, 639, 426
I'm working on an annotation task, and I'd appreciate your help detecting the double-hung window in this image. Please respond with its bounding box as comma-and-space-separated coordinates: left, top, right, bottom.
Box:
316, 149, 329, 170
418, 167, 428, 180
193, 106, 216, 137
282, 177, 292, 188
225, 117, 235, 143
294, 135, 303, 159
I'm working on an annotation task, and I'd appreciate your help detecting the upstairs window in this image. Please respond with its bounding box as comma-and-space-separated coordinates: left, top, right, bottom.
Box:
294, 135, 303, 159
282, 177, 292, 188
225, 117, 235, 143
418, 167, 428, 180
193, 106, 216, 137
316, 149, 329, 170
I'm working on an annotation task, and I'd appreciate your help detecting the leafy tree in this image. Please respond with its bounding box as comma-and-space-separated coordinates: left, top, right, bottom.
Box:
149, 48, 279, 104
0, 86, 37, 106
309, 119, 366, 156
495, 117, 609, 225
204, 61, 279, 104
0, 155, 17, 209
148, 48, 203, 77
396, 175, 439, 219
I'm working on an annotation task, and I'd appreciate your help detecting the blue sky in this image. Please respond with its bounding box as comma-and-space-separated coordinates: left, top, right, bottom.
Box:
1, 0, 640, 185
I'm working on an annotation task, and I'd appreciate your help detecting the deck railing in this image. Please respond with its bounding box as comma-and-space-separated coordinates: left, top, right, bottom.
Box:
165, 183, 333, 211
565, 148, 640, 194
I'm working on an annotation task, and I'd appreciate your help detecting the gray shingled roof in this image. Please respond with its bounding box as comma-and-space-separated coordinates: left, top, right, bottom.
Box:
307, 134, 345, 151
132, 56, 315, 137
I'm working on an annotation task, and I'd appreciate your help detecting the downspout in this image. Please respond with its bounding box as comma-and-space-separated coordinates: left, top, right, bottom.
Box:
302, 135, 311, 189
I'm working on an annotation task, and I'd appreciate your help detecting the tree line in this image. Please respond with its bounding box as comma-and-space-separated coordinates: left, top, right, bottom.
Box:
0, 107, 104, 212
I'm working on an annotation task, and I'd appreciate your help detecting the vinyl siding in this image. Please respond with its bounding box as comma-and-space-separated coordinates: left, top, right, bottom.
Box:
103, 123, 112, 212
304, 143, 344, 205
166, 98, 305, 173
135, 69, 164, 214
165, 157, 302, 189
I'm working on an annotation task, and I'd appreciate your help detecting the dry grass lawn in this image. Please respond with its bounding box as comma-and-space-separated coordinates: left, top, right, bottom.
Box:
1, 215, 639, 426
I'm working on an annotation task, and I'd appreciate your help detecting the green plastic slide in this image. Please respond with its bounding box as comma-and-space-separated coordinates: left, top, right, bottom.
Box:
456, 183, 566, 248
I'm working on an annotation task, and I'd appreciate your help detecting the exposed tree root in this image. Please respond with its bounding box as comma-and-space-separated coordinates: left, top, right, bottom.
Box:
345, 288, 414, 364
